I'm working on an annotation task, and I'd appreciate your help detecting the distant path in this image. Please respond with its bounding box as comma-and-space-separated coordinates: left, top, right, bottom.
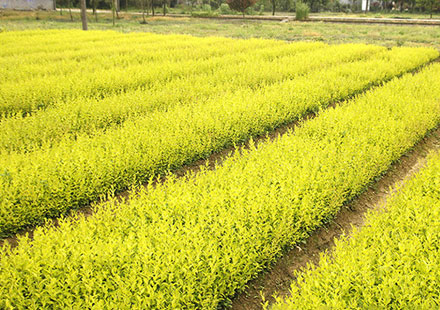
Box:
309, 15, 440, 25
67, 8, 440, 25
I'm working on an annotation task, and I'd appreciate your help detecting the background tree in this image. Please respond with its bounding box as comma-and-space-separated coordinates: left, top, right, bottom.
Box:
279, 0, 294, 12
226, 0, 257, 16
408, 0, 417, 11
80, 0, 88, 30
68, 0, 74, 21
162, 0, 168, 15
92, 0, 98, 21
188, 0, 198, 12
109, 0, 120, 25
138, 0, 149, 23
151, 0, 157, 16
418, 0, 440, 17
303, 0, 328, 12
269, 0, 277, 15
112, 0, 116, 25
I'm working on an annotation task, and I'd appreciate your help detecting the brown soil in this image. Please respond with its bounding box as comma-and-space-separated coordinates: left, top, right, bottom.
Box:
228, 126, 440, 310
65, 10, 440, 25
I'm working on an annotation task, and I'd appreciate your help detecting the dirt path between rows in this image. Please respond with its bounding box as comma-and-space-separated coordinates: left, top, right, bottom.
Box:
228, 126, 440, 310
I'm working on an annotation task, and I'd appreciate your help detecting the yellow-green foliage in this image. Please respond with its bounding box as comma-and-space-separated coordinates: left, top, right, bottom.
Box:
2, 62, 440, 309
0, 43, 384, 153
273, 151, 440, 310
0, 30, 291, 116
0, 31, 436, 237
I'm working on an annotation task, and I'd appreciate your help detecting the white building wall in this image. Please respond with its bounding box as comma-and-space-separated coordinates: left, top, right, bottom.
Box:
1, 0, 55, 10
361, 0, 370, 11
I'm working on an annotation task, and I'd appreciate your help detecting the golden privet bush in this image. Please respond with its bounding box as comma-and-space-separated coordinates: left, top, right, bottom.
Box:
1, 61, 440, 309
273, 147, 440, 310
0, 41, 436, 237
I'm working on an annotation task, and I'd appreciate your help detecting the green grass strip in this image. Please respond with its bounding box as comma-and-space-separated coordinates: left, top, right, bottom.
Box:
1, 63, 440, 309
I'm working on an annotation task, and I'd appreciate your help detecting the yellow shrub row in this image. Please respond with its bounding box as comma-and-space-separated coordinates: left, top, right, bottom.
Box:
0, 43, 436, 237
0, 43, 383, 153
0, 33, 286, 83
2, 62, 440, 309
273, 148, 440, 309
0, 33, 319, 117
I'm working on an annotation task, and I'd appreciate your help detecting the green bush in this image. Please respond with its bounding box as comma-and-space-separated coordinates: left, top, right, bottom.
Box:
245, 6, 257, 15
219, 3, 232, 14
295, 1, 309, 20
202, 3, 211, 11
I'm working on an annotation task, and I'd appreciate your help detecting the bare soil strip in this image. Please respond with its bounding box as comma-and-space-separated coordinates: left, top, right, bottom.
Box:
1, 59, 437, 249
306, 16, 440, 25
66, 9, 440, 25
204, 15, 440, 26
228, 125, 440, 310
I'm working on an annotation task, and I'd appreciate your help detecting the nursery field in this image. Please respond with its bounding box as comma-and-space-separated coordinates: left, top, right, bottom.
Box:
273, 146, 440, 309
1, 30, 440, 309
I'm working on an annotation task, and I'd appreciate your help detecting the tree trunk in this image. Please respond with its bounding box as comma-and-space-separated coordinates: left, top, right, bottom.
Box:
115, 0, 120, 19
430, 2, 433, 18
125, 0, 128, 11
152, 2, 155, 16
272, 0, 275, 15
163, 1, 166, 15
68, 0, 73, 21
80, 0, 88, 30
141, 0, 147, 22
93, 0, 98, 21
112, 0, 116, 25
